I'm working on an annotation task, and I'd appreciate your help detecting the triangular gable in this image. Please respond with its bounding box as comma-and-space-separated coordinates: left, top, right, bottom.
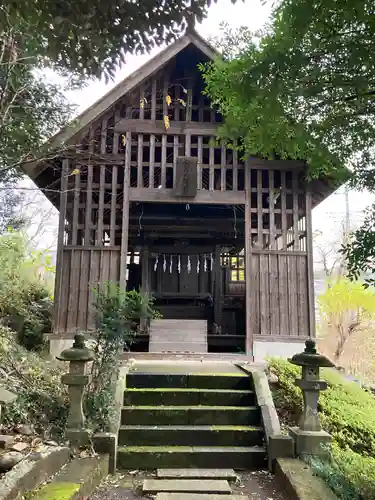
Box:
24, 31, 218, 181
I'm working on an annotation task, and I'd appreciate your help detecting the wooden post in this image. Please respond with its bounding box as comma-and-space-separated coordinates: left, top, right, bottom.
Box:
244, 160, 253, 357
140, 245, 150, 333
306, 187, 316, 337
119, 132, 131, 289
214, 244, 222, 329
53, 158, 69, 333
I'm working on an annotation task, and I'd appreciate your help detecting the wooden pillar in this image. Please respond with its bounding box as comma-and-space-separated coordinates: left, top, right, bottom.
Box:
53, 158, 69, 333
214, 245, 222, 329
119, 131, 131, 289
140, 245, 150, 333
244, 160, 253, 357
306, 187, 316, 337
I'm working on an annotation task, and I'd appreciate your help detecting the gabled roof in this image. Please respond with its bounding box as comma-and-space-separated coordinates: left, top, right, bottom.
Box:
24, 30, 218, 181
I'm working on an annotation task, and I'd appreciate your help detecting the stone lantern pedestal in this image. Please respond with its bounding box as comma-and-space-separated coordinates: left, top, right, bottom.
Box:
57, 333, 94, 448
288, 339, 334, 457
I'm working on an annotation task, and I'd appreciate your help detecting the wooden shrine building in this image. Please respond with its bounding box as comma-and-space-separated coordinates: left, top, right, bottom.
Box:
25, 30, 342, 359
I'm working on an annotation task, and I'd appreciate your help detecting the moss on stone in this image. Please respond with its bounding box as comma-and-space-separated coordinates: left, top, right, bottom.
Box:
32, 482, 80, 500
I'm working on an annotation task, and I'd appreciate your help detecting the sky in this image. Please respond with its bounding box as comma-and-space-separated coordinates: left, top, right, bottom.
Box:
23, 0, 375, 260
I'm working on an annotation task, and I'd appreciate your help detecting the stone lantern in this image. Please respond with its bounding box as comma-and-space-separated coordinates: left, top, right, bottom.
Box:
57, 333, 94, 448
288, 339, 334, 457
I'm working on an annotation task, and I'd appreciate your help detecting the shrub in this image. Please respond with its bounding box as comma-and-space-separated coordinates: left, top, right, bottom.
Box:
0, 231, 54, 351
84, 283, 160, 431
0, 325, 68, 436
318, 278, 375, 362
268, 357, 375, 499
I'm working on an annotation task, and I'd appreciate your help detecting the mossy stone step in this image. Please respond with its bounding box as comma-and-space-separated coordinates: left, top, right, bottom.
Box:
123, 388, 256, 407
156, 495, 247, 500
126, 373, 251, 390
118, 425, 264, 447
143, 478, 232, 494
121, 406, 261, 426
117, 446, 267, 470
31, 456, 109, 500
157, 469, 238, 480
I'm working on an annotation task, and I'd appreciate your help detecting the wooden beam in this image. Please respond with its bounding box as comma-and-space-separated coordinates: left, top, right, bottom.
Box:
53, 158, 69, 333
244, 161, 253, 357
129, 187, 245, 204
119, 131, 131, 289
214, 244, 222, 328
305, 188, 316, 337
114, 118, 218, 136
140, 245, 150, 332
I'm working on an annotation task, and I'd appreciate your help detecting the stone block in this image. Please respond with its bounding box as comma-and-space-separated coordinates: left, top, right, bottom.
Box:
11, 442, 29, 452
289, 426, 332, 457
156, 495, 246, 500
157, 469, 237, 480
143, 478, 231, 494
267, 434, 294, 471
0, 435, 14, 450
66, 428, 91, 448
274, 458, 338, 500
92, 432, 117, 474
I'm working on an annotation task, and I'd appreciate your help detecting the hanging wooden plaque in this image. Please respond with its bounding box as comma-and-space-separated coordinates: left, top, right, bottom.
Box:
174, 156, 198, 198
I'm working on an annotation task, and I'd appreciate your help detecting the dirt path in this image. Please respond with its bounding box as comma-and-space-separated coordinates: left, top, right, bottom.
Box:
89, 470, 288, 500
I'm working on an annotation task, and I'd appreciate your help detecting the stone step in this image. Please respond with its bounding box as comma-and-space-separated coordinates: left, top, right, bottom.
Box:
143, 479, 231, 494
121, 406, 261, 426
118, 425, 264, 447
126, 373, 251, 390
149, 343, 208, 353
157, 469, 237, 480
156, 495, 247, 500
117, 445, 267, 470
123, 388, 256, 407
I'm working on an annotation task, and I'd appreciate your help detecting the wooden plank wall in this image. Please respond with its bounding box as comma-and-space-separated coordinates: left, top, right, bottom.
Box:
244, 165, 313, 339
57, 248, 120, 333
250, 252, 309, 337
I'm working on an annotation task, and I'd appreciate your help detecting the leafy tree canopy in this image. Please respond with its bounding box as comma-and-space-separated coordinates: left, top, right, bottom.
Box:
0, 9, 75, 182
1, 0, 235, 80
202, 1, 375, 180
201, 3, 375, 280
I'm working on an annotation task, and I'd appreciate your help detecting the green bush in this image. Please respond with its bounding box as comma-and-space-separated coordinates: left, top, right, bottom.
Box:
84, 283, 160, 431
0, 325, 68, 435
268, 357, 375, 499
0, 231, 54, 351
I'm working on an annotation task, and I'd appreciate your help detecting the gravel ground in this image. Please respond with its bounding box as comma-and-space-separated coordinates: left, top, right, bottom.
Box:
89, 470, 288, 500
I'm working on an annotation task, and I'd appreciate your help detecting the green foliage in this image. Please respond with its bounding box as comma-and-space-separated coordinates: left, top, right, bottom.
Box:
0, 231, 54, 351
1, 1, 237, 81
268, 357, 375, 498
318, 278, 375, 360
342, 204, 375, 287
318, 279, 375, 316
85, 283, 160, 431
201, 4, 375, 285
0, 325, 68, 435
0, 13, 75, 183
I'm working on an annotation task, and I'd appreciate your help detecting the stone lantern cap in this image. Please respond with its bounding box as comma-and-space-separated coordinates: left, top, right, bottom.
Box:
288, 339, 334, 368
56, 333, 94, 362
